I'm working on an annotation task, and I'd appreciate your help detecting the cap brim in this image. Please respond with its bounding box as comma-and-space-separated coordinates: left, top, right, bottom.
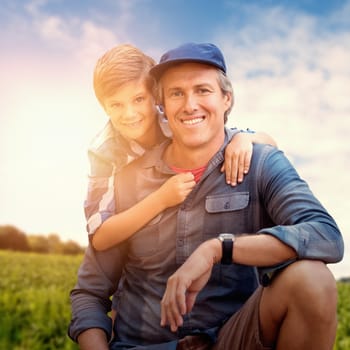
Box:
150, 58, 225, 81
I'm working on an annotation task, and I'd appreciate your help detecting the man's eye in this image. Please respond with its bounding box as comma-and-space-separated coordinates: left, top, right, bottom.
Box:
197, 88, 211, 94
170, 91, 183, 98
135, 96, 145, 103
111, 102, 121, 109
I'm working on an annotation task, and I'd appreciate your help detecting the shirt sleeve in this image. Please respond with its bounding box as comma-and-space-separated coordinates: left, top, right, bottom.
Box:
84, 173, 116, 237
84, 150, 135, 237
256, 146, 344, 263
84, 137, 124, 237
68, 242, 127, 342
85, 123, 137, 237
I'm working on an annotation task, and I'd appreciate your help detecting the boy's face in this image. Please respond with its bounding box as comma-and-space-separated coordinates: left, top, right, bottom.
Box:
104, 79, 158, 146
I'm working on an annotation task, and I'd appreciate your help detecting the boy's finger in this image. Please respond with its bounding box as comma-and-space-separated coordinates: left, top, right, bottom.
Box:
236, 154, 245, 183
244, 149, 253, 174
229, 158, 238, 186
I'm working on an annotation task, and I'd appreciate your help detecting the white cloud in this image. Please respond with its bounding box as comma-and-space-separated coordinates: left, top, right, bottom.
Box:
220, 3, 350, 133
219, 3, 350, 278
36, 15, 74, 44
24, 0, 49, 16
75, 21, 120, 68
0, 1, 131, 71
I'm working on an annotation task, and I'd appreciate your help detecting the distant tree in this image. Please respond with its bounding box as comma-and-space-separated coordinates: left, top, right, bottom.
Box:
61, 240, 85, 255
47, 233, 63, 254
0, 225, 85, 254
0, 225, 30, 251
27, 235, 49, 253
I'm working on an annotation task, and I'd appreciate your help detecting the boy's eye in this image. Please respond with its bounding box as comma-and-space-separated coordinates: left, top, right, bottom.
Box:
111, 102, 121, 109
135, 96, 145, 103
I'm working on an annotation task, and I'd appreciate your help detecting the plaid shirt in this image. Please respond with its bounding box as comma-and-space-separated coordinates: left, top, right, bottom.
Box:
84, 114, 172, 238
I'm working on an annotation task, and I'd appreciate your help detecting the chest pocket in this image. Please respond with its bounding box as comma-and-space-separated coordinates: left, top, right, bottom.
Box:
203, 192, 250, 238
206, 192, 249, 213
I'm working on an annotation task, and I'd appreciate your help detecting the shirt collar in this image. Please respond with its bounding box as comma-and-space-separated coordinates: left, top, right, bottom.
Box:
138, 127, 235, 173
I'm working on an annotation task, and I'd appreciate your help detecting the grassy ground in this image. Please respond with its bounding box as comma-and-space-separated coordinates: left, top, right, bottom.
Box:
0, 250, 349, 349
0, 250, 80, 350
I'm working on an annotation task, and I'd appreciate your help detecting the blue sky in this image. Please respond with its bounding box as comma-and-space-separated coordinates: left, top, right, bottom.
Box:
0, 0, 349, 278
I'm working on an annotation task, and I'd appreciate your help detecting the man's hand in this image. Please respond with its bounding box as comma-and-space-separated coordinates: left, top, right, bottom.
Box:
160, 239, 221, 332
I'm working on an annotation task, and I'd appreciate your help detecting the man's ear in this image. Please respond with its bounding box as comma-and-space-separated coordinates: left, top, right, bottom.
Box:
230, 91, 234, 108
224, 92, 233, 111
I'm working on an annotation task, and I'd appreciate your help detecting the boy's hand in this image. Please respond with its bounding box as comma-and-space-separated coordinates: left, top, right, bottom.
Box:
221, 133, 253, 186
158, 173, 196, 208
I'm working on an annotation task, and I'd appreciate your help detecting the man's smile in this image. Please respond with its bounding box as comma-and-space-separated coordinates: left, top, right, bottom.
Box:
181, 116, 205, 125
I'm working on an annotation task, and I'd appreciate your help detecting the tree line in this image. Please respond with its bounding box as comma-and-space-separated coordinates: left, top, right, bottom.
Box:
0, 225, 85, 255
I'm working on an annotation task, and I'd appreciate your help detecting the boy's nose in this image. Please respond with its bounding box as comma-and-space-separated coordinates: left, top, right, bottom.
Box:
124, 104, 137, 119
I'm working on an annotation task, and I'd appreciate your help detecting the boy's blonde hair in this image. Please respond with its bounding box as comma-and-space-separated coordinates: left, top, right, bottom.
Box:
93, 44, 156, 108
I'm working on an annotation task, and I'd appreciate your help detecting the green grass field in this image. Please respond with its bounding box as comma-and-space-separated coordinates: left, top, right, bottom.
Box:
0, 250, 80, 350
1, 250, 349, 349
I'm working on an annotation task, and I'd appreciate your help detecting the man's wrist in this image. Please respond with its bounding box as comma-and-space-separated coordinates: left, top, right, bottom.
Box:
217, 233, 235, 264
208, 238, 222, 265
77, 328, 109, 350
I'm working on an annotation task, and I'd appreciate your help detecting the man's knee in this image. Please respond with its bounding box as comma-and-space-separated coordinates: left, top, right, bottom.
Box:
261, 260, 337, 336
281, 260, 336, 293
276, 260, 337, 317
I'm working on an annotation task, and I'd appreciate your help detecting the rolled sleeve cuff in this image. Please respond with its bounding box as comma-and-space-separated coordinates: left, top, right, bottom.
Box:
258, 222, 342, 262
68, 309, 112, 343
258, 225, 304, 257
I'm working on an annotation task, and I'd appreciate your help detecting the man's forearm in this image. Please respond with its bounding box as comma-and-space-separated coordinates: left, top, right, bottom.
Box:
77, 328, 109, 350
234, 234, 296, 266
209, 234, 296, 267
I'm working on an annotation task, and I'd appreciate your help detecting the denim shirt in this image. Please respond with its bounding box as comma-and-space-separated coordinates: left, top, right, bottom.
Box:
69, 128, 343, 347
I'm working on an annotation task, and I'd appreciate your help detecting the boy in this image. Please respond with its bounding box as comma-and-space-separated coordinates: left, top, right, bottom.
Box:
85, 44, 277, 251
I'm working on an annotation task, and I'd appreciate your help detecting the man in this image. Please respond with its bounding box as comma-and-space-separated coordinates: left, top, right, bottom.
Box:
69, 43, 343, 350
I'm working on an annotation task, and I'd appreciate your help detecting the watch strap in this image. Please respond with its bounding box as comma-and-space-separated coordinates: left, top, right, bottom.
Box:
221, 238, 233, 265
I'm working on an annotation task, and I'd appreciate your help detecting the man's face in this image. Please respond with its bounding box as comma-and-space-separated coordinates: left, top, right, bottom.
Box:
104, 79, 158, 146
161, 63, 231, 151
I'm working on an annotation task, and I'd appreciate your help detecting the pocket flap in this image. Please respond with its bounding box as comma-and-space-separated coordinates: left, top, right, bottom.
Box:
205, 192, 249, 213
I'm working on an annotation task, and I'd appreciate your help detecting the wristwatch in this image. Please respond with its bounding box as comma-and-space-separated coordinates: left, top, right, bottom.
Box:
217, 233, 235, 265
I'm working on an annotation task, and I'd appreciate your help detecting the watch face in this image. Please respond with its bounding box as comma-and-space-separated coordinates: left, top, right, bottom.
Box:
219, 233, 234, 241
219, 233, 234, 265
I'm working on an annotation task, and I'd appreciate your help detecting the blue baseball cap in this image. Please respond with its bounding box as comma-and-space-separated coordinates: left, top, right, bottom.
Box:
150, 42, 227, 81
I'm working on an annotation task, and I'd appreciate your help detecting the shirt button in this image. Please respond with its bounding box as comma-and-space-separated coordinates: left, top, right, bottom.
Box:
177, 239, 184, 247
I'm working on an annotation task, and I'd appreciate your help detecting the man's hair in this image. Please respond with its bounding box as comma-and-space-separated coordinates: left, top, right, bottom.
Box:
93, 44, 156, 108
158, 67, 234, 124
217, 70, 234, 124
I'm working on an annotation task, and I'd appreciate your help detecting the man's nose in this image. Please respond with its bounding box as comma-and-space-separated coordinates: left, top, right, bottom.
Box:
183, 94, 198, 113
